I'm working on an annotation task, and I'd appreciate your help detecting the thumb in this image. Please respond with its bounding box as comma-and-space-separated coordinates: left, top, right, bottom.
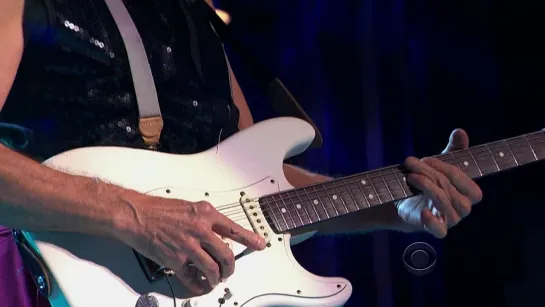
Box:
442, 128, 469, 153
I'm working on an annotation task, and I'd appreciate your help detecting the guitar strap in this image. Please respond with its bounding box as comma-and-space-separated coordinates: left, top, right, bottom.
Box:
103, 0, 164, 149
191, 0, 323, 148
102, 0, 323, 149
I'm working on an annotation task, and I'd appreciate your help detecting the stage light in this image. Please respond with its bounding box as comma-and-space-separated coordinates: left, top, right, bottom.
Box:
215, 9, 231, 24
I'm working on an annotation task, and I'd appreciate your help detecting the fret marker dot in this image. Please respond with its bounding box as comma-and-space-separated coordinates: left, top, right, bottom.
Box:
403, 177, 406, 182
296, 204, 302, 209
313, 199, 319, 205
332, 195, 338, 200
281, 208, 287, 214
361, 180, 367, 185
499, 152, 505, 157
368, 194, 374, 199
463, 161, 469, 166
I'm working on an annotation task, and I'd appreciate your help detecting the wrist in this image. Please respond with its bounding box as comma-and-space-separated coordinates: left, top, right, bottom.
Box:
68, 177, 141, 242
107, 188, 147, 244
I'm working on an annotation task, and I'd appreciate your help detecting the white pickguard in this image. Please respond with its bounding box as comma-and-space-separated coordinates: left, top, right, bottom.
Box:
22, 117, 353, 307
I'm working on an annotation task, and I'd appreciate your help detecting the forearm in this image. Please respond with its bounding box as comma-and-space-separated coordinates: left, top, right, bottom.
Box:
283, 163, 409, 234
0, 144, 131, 238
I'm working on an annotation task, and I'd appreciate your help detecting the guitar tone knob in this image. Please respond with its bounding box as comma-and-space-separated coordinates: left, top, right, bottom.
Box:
182, 299, 198, 307
135, 294, 159, 307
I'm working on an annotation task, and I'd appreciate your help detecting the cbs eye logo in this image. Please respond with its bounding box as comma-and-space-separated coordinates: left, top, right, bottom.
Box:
402, 242, 437, 276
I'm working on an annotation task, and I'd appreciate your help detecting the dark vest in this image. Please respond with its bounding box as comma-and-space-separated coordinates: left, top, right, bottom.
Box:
0, 0, 240, 160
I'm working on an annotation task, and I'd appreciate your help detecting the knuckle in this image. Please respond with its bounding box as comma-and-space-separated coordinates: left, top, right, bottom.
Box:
178, 254, 189, 264
404, 156, 419, 167
183, 239, 199, 252
446, 163, 460, 174
421, 157, 437, 166
187, 201, 200, 216
221, 251, 235, 268
406, 173, 421, 185
451, 169, 466, 181
193, 221, 210, 236
203, 262, 220, 276
437, 174, 450, 189
198, 201, 215, 213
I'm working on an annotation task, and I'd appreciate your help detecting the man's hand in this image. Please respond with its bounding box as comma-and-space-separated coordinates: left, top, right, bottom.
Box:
396, 129, 483, 238
118, 193, 266, 295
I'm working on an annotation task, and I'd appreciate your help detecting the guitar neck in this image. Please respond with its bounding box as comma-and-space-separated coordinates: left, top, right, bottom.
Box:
260, 129, 545, 233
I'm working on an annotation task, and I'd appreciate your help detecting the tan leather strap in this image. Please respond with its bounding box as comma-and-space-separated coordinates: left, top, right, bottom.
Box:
103, 0, 163, 148
138, 116, 164, 148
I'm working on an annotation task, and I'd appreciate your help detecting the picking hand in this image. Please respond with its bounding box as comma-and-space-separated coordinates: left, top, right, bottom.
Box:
118, 192, 266, 294
396, 129, 483, 238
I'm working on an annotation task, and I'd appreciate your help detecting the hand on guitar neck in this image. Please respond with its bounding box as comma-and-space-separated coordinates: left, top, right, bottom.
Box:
396, 129, 483, 238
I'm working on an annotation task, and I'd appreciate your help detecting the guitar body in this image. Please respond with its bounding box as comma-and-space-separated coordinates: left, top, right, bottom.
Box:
22, 118, 353, 307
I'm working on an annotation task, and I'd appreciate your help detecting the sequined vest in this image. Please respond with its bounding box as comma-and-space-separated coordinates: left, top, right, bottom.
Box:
0, 0, 240, 160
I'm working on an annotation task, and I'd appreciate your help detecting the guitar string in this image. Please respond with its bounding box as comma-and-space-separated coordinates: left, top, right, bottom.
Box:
216, 134, 545, 220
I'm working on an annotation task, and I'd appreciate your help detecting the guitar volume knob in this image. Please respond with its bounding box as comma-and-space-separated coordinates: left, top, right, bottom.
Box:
181, 299, 198, 307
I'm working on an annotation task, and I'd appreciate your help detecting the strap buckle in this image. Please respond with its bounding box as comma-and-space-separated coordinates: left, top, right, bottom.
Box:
138, 116, 164, 149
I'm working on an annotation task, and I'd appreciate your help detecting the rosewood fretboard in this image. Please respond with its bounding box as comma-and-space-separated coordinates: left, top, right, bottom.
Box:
259, 129, 545, 233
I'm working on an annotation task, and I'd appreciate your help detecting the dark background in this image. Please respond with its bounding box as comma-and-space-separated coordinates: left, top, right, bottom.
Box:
216, 0, 545, 306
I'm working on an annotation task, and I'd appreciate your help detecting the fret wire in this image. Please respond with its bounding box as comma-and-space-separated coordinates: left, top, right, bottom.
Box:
287, 194, 302, 227
301, 193, 320, 223
530, 138, 545, 156
344, 179, 362, 210
365, 174, 382, 205
474, 145, 498, 173
266, 200, 283, 226
467, 149, 483, 177
448, 152, 460, 169
320, 194, 331, 219
324, 182, 341, 214
283, 194, 303, 227
348, 178, 365, 208
321, 183, 340, 217
307, 186, 330, 220
299, 194, 313, 226
265, 200, 281, 231
523, 135, 539, 161
393, 168, 408, 198
394, 171, 411, 195
484, 144, 501, 172
504, 139, 519, 166
333, 182, 351, 213
530, 136, 545, 146
379, 171, 395, 201
275, 198, 289, 231
358, 181, 374, 208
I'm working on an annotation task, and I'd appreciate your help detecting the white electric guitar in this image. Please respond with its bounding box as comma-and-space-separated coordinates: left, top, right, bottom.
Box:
16, 118, 544, 307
